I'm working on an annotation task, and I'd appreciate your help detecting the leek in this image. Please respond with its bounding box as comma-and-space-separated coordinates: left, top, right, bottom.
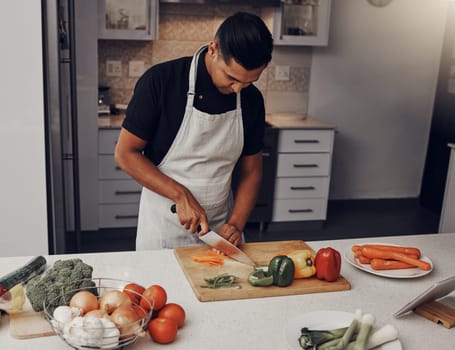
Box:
298, 327, 347, 349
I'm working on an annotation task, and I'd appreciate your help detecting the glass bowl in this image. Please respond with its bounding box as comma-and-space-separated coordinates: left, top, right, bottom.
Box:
43, 277, 153, 350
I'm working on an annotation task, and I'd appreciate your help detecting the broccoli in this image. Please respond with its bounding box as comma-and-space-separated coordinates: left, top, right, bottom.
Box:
25, 258, 97, 313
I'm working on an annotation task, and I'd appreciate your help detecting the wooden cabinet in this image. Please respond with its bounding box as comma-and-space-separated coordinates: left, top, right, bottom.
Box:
98, 0, 159, 40
270, 124, 335, 222
439, 144, 455, 233
273, 0, 331, 46
98, 129, 141, 228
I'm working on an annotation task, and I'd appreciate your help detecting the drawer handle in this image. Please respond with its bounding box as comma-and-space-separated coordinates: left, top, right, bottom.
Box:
294, 139, 320, 144
290, 186, 315, 191
115, 190, 141, 195
293, 164, 319, 168
288, 209, 313, 213
115, 214, 138, 220
262, 152, 271, 157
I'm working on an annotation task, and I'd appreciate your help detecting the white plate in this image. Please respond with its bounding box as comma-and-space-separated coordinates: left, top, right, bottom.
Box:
344, 244, 433, 279
285, 310, 402, 350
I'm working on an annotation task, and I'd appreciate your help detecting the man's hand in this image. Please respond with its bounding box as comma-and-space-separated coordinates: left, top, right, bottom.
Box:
218, 223, 243, 247
174, 194, 209, 234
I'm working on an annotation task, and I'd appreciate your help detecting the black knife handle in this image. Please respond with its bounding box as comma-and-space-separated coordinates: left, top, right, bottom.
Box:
170, 204, 201, 232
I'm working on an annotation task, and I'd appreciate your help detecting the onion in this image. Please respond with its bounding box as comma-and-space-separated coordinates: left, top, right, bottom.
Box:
69, 291, 99, 315
85, 309, 108, 319
109, 305, 141, 339
99, 290, 131, 314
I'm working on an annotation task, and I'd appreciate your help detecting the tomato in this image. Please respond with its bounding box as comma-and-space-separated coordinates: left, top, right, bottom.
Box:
123, 283, 145, 304
158, 303, 186, 328
147, 317, 178, 344
140, 285, 167, 311
131, 304, 147, 319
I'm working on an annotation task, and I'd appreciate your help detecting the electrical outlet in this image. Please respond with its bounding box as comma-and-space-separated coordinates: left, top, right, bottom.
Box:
106, 60, 122, 77
129, 60, 145, 77
275, 65, 290, 81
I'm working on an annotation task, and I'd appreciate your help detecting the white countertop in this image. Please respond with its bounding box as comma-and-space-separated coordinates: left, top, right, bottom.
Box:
1, 233, 455, 349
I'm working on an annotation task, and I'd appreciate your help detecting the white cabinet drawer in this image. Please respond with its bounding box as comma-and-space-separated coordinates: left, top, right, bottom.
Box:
99, 129, 120, 154
99, 180, 141, 204
276, 153, 331, 177
272, 198, 327, 221
278, 129, 333, 153
98, 155, 130, 179
274, 177, 329, 199
99, 203, 139, 228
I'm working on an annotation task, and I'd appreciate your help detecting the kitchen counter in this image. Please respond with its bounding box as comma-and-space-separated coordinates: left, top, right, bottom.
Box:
266, 114, 335, 129
1, 233, 455, 349
99, 114, 336, 130
98, 114, 125, 129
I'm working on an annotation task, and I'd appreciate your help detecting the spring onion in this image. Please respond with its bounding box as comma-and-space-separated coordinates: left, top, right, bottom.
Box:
352, 313, 375, 350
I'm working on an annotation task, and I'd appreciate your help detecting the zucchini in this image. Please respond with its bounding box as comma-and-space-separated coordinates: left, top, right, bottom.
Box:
0, 256, 46, 296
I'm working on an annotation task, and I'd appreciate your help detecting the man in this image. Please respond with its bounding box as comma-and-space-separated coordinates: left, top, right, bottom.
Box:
115, 12, 273, 250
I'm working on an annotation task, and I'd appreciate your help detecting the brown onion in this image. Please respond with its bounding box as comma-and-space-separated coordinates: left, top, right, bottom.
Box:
69, 291, 99, 315
110, 305, 141, 339
84, 309, 108, 318
100, 290, 131, 314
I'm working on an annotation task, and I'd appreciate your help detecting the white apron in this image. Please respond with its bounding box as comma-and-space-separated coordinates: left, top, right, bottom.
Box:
136, 46, 244, 250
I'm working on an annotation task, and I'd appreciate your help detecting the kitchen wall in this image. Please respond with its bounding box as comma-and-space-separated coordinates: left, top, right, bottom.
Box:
309, 0, 448, 200
98, 1, 449, 202
98, 3, 312, 115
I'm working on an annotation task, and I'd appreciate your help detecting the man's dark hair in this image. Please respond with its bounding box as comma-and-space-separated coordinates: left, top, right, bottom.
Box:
215, 12, 273, 70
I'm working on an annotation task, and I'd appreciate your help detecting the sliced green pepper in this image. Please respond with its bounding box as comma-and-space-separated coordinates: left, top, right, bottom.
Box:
248, 269, 274, 287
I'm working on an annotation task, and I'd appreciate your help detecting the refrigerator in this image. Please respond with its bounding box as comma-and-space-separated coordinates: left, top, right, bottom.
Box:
0, 0, 98, 257
420, 2, 455, 213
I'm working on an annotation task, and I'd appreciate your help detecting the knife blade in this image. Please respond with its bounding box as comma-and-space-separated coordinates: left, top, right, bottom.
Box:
170, 204, 256, 267
198, 231, 256, 267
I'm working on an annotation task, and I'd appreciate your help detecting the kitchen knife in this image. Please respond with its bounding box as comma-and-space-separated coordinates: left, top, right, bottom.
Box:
170, 204, 256, 267
198, 231, 256, 267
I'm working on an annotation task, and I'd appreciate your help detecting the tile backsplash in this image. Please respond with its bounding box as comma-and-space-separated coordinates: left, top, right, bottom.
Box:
98, 3, 312, 114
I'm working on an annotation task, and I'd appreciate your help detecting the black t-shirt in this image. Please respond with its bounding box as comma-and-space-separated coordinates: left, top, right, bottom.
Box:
122, 48, 265, 166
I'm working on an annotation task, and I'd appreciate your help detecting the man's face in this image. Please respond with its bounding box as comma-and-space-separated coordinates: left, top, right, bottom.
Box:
205, 41, 266, 95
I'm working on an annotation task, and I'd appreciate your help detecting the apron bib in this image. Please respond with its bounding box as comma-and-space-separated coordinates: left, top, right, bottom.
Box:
136, 46, 244, 250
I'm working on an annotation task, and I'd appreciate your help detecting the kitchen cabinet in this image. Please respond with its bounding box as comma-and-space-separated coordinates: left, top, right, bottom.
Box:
232, 126, 278, 231
439, 144, 455, 233
266, 116, 335, 222
98, 0, 159, 40
273, 0, 331, 46
98, 128, 141, 228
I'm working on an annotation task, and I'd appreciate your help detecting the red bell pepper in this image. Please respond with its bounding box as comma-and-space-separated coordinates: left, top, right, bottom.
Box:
315, 247, 341, 282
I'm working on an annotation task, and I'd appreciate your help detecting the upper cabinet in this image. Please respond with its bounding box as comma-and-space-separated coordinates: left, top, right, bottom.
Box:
273, 0, 331, 46
98, 0, 159, 40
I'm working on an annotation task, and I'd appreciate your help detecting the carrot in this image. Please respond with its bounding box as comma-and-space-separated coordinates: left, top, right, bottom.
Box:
355, 252, 371, 264
352, 245, 362, 253
361, 247, 431, 271
370, 258, 415, 270
191, 249, 227, 266
360, 244, 421, 258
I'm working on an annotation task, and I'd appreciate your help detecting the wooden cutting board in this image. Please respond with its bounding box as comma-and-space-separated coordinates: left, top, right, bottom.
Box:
8, 311, 55, 339
174, 240, 350, 302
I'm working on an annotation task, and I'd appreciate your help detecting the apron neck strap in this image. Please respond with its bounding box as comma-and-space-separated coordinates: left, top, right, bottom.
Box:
187, 45, 241, 108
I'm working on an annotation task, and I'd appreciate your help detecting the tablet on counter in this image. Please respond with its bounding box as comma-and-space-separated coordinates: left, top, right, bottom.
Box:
394, 275, 455, 317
